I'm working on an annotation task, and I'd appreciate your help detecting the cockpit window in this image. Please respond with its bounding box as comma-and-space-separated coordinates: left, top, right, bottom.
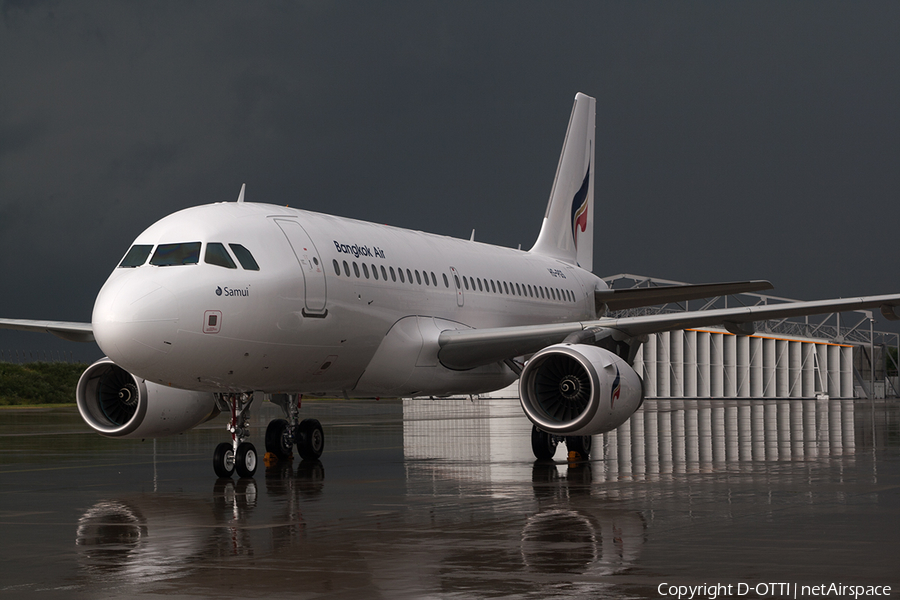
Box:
118, 245, 153, 268
150, 242, 201, 266
229, 244, 260, 271
205, 243, 237, 269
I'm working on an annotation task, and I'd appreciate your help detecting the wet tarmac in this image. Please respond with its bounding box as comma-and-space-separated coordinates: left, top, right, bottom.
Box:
1, 397, 898, 599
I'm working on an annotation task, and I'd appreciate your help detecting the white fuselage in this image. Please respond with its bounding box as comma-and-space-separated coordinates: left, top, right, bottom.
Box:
92, 202, 605, 396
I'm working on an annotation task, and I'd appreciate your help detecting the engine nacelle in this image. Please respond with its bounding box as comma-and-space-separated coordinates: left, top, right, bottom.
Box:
76, 358, 220, 438
519, 344, 643, 437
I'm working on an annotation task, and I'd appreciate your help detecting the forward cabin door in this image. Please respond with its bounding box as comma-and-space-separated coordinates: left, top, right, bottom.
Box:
274, 219, 328, 317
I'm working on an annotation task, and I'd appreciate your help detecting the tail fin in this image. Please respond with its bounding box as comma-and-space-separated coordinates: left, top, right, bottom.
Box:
529, 92, 595, 271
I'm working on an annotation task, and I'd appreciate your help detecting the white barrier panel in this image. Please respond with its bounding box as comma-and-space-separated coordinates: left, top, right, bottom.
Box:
641, 330, 854, 398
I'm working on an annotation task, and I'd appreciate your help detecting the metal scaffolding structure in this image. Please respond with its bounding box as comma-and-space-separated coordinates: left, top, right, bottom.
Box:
604, 274, 900, 399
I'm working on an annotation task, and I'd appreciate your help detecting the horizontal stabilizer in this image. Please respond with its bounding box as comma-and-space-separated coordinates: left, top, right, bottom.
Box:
595, 280, 774, 312
0, 318, 94, 343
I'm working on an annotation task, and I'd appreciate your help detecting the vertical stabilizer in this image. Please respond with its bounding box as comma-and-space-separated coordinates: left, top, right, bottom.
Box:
529, 93, 595, 271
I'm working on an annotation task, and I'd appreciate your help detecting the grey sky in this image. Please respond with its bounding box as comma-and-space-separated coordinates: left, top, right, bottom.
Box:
2, 1, 899, 362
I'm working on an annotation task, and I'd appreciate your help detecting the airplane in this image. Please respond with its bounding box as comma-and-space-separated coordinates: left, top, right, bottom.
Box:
3, 92, 900, 478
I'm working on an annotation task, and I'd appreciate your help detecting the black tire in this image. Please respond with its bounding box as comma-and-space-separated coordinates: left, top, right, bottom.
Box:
565, 435, 592, 458
296, 419, 325, 460
531, 425, 558, 460
235, 442, 258, 478
213, 442, 235, 478
265, 419, 294, 459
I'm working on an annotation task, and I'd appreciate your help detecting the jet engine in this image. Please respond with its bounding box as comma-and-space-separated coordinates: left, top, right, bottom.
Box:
519, 344, 643, 437
76, 358, 220, 438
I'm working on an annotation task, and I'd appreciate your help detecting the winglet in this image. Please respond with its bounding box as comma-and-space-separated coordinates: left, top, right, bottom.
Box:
529, 93, 596, 271
236, 183, 246, 203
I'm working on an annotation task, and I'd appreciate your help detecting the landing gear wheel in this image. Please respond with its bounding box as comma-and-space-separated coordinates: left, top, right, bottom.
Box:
214, 442, 235, 478
265, 419, 294, 459
296, 418, 325, 460
565, 435, 592, 459
235, 442, 258, 478
531, 425, 558, 460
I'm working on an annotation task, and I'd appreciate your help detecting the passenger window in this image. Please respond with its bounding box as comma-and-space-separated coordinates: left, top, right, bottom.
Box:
390, 266, 397, 282
431, 272, 437, 287
463, 277, 469, 290
381, 266, 388, 280
399, 268, 406, 283
343, 261, 350, 277
477, 279, 483, 292
205, 243, 237, 269
454, 275, 460, 289
353, 262, 360, 277
362, 263, 369, 279
333, 259, 341, 276
443, 273, 449, 288
407, 269, 413, 283
490, 280, 496, 293
371, 264, 378, 280
415, 270, 422, 285
119, 244, 153, 268
150, 242, 201, 266
229, 244, 260, 271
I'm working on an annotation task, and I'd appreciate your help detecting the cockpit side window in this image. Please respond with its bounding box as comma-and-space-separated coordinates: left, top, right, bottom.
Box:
150, 242, 201, 266
229, 244, 260, 271
205, 243, 237, 269
119, 244, 153, 268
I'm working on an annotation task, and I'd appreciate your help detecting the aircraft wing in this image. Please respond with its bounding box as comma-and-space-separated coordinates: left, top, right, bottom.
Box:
437, 293, 900, 370
0, 318, 94, 343
595, 280, 773, 311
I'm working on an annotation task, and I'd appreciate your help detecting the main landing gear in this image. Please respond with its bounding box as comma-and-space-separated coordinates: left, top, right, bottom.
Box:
212, 393, 326, 478
214, 392, 258, 478
266, 394, 325, 461
531, 425, 592, 461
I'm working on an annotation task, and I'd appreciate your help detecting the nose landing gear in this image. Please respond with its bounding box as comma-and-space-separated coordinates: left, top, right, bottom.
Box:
213, 392, 258, 478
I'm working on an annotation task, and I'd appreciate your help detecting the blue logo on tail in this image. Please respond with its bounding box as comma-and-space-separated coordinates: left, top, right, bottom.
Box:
570, 165, 590, 249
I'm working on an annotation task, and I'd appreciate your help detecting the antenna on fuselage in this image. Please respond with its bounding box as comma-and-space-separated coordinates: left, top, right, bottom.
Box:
236, 183, 246, 203
469, 229, 475, 242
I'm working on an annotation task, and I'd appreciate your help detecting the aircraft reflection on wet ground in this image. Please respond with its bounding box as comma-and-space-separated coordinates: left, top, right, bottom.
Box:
1, 397, 898, 599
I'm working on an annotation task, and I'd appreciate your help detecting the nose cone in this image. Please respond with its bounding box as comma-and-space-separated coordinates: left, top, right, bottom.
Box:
92, 272, 179, 373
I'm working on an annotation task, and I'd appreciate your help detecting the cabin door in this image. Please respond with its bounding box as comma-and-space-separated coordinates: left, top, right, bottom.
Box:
274, 219, 328, 317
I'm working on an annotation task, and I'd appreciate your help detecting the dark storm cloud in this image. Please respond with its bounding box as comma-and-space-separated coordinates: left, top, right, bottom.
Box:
107, 140, 181, 188
2, 1, 899, 361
